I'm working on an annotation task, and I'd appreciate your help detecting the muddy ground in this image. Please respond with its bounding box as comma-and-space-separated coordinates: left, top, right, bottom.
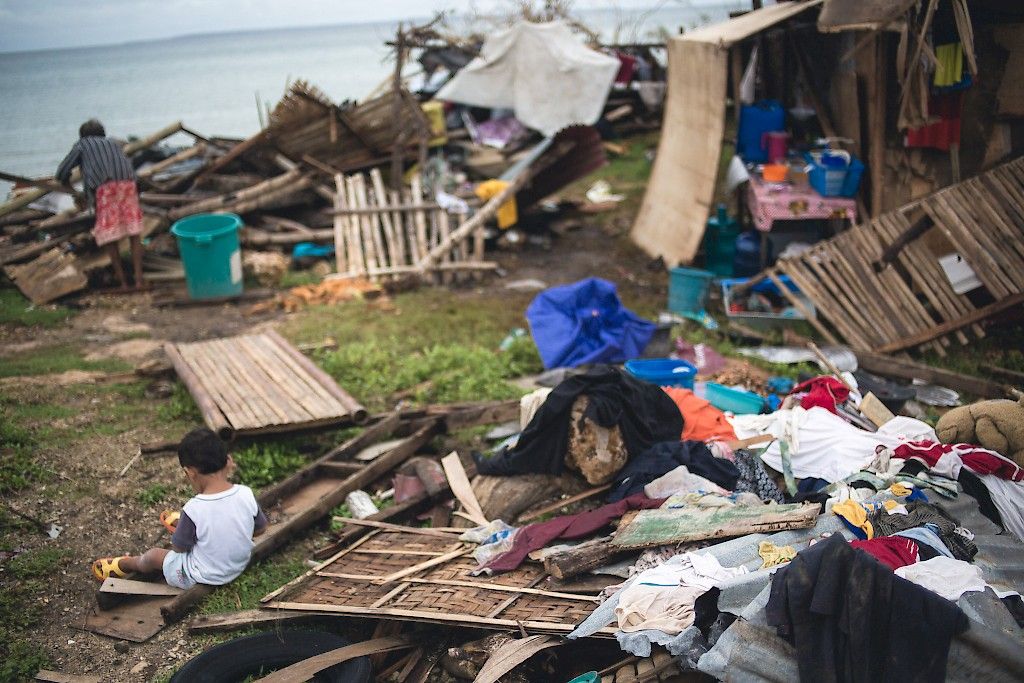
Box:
0, 214, 669, 681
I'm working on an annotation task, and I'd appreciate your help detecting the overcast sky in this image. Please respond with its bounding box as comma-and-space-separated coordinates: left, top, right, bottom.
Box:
0, 0, 731, 53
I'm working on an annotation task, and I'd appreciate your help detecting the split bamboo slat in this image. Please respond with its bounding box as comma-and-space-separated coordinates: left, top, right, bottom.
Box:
164, 332, 366, 438
768, 156, 1024, 353
330, 171, 491, 283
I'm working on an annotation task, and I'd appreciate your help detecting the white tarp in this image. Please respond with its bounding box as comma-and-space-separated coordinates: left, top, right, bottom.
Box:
436, 21, 619, 137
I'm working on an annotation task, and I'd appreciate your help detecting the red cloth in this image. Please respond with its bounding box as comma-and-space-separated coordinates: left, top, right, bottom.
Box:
850, 537, 919, 570
663, 387, 737, 442
93, 179, 143, 247
905, 92, 963, 152
893, 441, 1024, 482
615, 52, 636, 84
481, 493, 664, 573
791, 376, 850, 414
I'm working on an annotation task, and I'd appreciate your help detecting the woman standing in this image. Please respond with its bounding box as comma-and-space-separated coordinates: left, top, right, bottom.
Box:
56, 119, 145, 290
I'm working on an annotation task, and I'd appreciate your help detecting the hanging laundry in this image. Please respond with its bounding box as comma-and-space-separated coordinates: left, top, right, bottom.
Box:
662, 387, 737, 442
850, 536, 919, 570
933, 43, 967, 88
766, 534, 968, 683
905, 92, 963, 152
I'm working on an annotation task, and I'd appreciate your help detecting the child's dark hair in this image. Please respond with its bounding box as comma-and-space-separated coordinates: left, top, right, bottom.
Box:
178, 427, 228, 474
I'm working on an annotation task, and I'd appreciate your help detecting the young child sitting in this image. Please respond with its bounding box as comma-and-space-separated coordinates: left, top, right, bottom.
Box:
92, 428, 268, 588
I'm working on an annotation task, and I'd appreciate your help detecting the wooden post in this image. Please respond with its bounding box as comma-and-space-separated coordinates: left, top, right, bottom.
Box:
868, 35, 887, 217
390, 25, 406, 190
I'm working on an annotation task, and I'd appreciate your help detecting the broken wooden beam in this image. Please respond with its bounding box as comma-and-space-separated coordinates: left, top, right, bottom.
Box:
543, 541, 632, 580
187, 608, 315, 634
857, 351, 1014, 399
876, 292, 1024, 353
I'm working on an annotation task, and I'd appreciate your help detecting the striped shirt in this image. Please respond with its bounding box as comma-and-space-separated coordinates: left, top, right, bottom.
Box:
55, 135, 136, 202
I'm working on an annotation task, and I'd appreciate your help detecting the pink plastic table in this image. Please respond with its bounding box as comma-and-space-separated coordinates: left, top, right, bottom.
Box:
747, 177, 858, 232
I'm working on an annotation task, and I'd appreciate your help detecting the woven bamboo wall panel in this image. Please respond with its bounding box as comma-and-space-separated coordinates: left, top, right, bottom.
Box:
770, 156, 1024, 354
267, 530, 608, 635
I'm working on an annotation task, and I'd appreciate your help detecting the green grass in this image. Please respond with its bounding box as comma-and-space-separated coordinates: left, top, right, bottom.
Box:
0, 406, 51, 495
157, 382, 203, 423
138, 483, 175, 506
0, 344, 131, 378
0, 547, 71, 680
232, 439, 308, 490
0, 288, 70, 328
278, 268, 326, 289
200, 553, 308, 614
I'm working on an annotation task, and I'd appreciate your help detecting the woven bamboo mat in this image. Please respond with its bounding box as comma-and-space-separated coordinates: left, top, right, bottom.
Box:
165, 330, 365, 437
769, 156, 1024, 355
263, 529, 613, 636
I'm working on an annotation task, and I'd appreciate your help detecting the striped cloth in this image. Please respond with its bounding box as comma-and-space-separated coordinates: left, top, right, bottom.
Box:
55, 135, 136, 204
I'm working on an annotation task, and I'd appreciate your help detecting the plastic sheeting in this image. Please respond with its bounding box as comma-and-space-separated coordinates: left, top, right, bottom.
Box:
526, 277, 655, 369
436, 21, 619, 136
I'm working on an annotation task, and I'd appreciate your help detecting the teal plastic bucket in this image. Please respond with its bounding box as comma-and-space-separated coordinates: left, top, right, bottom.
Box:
171, 213, 244, 300
669, 267, 714, 314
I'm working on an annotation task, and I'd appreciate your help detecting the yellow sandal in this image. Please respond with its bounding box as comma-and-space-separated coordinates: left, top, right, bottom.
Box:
92, 556, 130, 581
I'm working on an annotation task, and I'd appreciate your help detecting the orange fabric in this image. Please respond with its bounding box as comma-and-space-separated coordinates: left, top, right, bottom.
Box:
663, 387, 737, 442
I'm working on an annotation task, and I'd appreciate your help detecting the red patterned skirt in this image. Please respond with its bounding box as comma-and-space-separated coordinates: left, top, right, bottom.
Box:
93, 180, 143, 247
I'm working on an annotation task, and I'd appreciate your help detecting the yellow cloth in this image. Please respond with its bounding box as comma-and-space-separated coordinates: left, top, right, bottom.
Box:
889, 483, 912, 497
474, 179, 518, 229
758, 541, 797, 568
832, 499, 874, 539
883, 500, 900, 512
934, 43, 964, 88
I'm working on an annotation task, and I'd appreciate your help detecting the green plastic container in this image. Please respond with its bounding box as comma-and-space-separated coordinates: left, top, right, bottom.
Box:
171, 213, 244, 300
669, 266, 714, 314
705, 382, 764, 415
702, 204, 739, 276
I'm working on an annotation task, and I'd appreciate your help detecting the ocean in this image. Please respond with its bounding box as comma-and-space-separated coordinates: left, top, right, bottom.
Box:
0, 4, 743, 192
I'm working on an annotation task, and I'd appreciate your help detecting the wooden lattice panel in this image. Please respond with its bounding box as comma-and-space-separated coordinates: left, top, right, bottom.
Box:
265, 530, 613, 635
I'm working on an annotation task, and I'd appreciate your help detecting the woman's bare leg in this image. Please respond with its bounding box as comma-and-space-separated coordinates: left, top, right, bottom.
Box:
105, 243, 127, 290
119, 547, 169, 574
130, 236, 145, 289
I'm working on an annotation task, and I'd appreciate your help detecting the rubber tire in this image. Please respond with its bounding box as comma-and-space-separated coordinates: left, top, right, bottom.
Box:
169, 630, 372, 683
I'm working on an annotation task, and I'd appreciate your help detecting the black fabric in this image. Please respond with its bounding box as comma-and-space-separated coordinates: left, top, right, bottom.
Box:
476, 365, 683, 477
869, 501, 978, 562
766, 534, 968, 683
958, 469, 1006, 531
1001, 595, 1024, 629
607, 440, 739, 502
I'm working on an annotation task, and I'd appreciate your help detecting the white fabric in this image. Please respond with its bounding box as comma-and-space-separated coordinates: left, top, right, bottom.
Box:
162, 550, 197, 589
976, 473, 1024, 541
614, 552, 747, 635
436, 21, 619, 136
894, 556, 987, 601
728, 407, 935, 482
644, 465, 730, 499
180, 485, 259, 585
519, 387, 552, 429
739, 44, 758, 104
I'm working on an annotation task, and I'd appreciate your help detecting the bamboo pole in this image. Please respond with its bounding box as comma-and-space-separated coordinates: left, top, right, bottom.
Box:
167, 169, 303, 220
163, 342, 232, 438
137, 143, 207, 180
333, 173, 349, 275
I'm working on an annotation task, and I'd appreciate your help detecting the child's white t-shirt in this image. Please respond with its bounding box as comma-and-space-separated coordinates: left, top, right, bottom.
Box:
170, 484, 266, 585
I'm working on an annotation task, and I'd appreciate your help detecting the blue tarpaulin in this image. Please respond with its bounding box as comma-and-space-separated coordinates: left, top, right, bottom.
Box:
526, 277, 655, 369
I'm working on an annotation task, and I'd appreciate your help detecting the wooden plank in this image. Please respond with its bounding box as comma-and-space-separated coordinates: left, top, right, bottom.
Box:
379, 544, 470, 583
857, 351, 1014, 399
187, 608, 314, 634
877, 292, 1024, 353
266, 601, 618, 636
370, 582, 411, 608
34, 672, 101, 683
441, 451, 488, 526
611, 504, 819, 549
519, 485, 612, 523
100, 578, 182, 597
329, 516, 460, 539
253, 636, 414, 683
313, 574, 597, 602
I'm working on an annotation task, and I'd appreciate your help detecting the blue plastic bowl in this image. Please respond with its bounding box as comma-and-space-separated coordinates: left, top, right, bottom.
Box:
705, 382, 764, 414
625, 359, 697, 389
